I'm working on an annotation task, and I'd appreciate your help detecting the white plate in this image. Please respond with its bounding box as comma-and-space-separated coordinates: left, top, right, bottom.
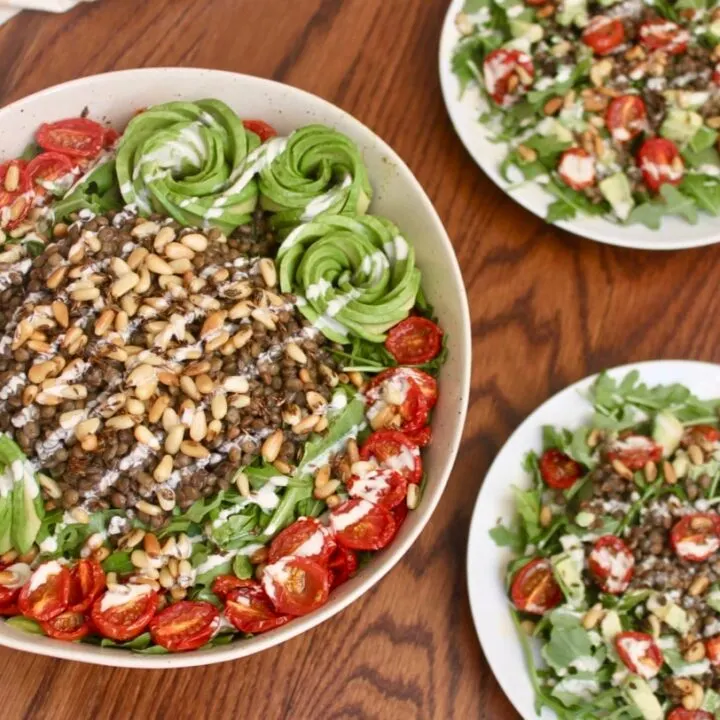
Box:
466, 360, 720, 719
0, 68, 472, 668
438, 0, 720, 250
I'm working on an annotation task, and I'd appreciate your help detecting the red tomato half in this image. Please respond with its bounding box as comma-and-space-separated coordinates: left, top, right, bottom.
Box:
212, 575, 254, 600
705, 635, 720, 666
539, 449, 583, 490
606, 434, 662, 471
639, 19, 690, 55
667, 710, 714, 720
90, 586, 159, 641
364, 368, 431, 433
150, 600, 219, 652
588, 535, 635, 594
615, 631, 664, 678
347, 468, 408, 509
404, 425, 432, 448
268, 518, 336, 565
385, 317, 443, 365
483, 49, 534, 107
330, 499, 397, 551
671, 514, 720, 562
26, 152, 75, 199
684, 425, 720, 446
582, 16, 625, 55
103, 127, 120, 147
402, 368, 439, 409
714, 63, 720, 86
360, 430, 422, 484
262, 556, 330, 616
0, 602, 20, 616
41, 610, 91, 642
67, 559, 106, 614
327, 546, 358, 590
558, 148, 596, 191
605, 96, 647, 143
18, 562, 71, 621
225, 583, 292, 634
0, 159, 31, 229
243, 120, 278, 143
637, 138, 684, 193
36, 118, 105, 158
510, 558, 562, 615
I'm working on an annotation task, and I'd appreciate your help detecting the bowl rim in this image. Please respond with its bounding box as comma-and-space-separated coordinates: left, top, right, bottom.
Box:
0, 67, 472, 668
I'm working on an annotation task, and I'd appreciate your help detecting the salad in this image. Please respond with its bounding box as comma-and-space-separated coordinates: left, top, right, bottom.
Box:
451, 0, 720, 229
494, 371, 720, 719
0, 100, 446, 653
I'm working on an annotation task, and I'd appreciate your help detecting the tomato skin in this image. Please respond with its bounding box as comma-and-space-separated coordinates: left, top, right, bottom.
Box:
588, 535, 635, 594
360, 430, 422, 484
385, 317, 443, 365
268, 518, 336, 565
615, 631, 663, 678
605, 96, 647, 143
539, 449, 583, 490
347, 468, 408, 509
705, 635, 720, 666
90, 588, 159, 642
103, 127, 120, 147
483, 49, 534, 107
510, 558, 562, 615
262, 556, 331, 616
327, 546, 358, 589
330, 499, 397, 551
36, 118, 105, 158
225, 583, 292, 634
606, 434, 662, 471
212, 575, 254, 600
582, 16, 625, 55
684, 424, 720, 446
558, 148, 596, 191
0, 582, 20, 606
26, 152, 75, 198
639, 19, 690, 55
18, 564, 71, 621
637, 137, 683, 193
0, 602, 20, 616
404, 425, 432, 448
41, 610, 91, 642
667, 710, 714, 720
670, 514, 720, 562
149, 600, 219, 652
243, 120, 278, 143
67, 559, 106, 614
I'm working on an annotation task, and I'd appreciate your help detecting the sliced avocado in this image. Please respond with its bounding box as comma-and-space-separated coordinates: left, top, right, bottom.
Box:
664, 90, 711, 111
537, 117, 574, 144
707, 584, 720, 613
557, 0, 588, 27
652, 411, 684, 457
575, 511, 595, 528
509, 19, 544, 43
623, 677, 663, 720
660, 108, 703, 146
599, 172, 634, 221
647, 594, 691, 634
601, 610, 622, 642
552, 548, 585, 606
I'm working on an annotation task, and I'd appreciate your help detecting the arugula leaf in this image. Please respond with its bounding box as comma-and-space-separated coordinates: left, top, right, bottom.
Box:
102, 551, 134, 574
451, 35, 500, 96
627, 184, 698, 229
681, 175, 720, 216
511, 485, 541, 541
689, 126, 718, 154
489, 523, 525, 552
545, 179, 608, 224
523, 450, 544, 491
552, 673, 601, 708
463, 0, 490, 10
541, 619, 593, 673
547, 199, 578, 223
652, 0, 679, 20
682, 144, 720, 170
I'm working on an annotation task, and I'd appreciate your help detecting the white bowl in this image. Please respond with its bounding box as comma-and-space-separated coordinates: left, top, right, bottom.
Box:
439, 0, 720, 250
0, 68, 471, 668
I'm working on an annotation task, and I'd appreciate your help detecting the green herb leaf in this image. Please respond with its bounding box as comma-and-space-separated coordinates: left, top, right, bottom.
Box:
102, 551, 134, 574
681, 175, 720, 216
627, 184, 698, 229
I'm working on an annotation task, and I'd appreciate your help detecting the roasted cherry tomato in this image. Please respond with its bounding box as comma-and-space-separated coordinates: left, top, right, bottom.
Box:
483, 49, 534, 107
212, 575, 254, 600
402, 368, 439, 409
639, 19, 690, 55
671, 514, 720, 562
684, 425, 720, 446
18, 562, 70, 621
26, 152, 75, 199
360, 430, 422, 484
90, 586, 159, 641
330, 499, 397, 551
268, 517, 336, 565
327, 546, 359, 590
149, 600, 219, 652
705, 635, 720, 666
605, 96, 647, 143
0, 159, 31, 229
0, 602, 20, 616
667, 710, 713, 720
262, 556, 330, 616
714, 63, 720, 86
582, 16, 625, 55
524, 0, 546, 5
364, 368, 433, 433
637, 137, 684, 193
347, 468, 408, 509
0, 562, 30, 606
41, 610, 91, 642
36, 117, 105, 158
385, 317, 443, 365
67, 559, 106, 614
606, 434, 662, 471
392, 501, 409, 530
557, 148, 596, 191
615, 631, 664, 678
243, 120, 278, 143
539, 448, 583, 490
225, 582, 292, 634
510, 558, 562, 615
404, 425, 432, 448
103, 127, 120, 147
588, 535, 635, 594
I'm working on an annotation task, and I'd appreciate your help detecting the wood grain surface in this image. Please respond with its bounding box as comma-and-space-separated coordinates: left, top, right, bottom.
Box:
0, 0, 712, 718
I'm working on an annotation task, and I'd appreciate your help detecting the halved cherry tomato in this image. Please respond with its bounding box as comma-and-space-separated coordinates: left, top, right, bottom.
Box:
364, 369, 429, 433
90, 586, 158, 641
705, 635, 720, 666
404, 425, 432, 448
0, 602, 20, 616
36, 118, 105, 158
402, 368, 439, 409
637, 137, 684, 193
714, 63, 720, 86
0, 159, 31, 229
360, 430, 422, 484
510, 558, 562, 615
385, 317, 443, 365
670, 514, 720, 562
588, 535, 635, 594
605, 96, 647, 143
667, 710, 713, 720
392, 501, 409, 530
582, 16, 625, 55
557, 148, 596, 191
330, 499, 397, 551
149, 600, 219, 652
539, 449, 583, 490
262, 556, 330, 616
212, 575, 254, 600
18, 563, 70, 621
615, 631, 664, 678
67, 559, 105, 614
26, 152, 75, 199
327, 546, 358, 590
483, 49, 534, 107
243, 120, 278, 143
103, 127, 120, 147
225, 582, 292, 634
347, 468, 408, 509
268, 517, 336, 565
639, 19, 690, 55
684, 424, 720, 446
606, 434, 662, 471
524, 0, 546, 5
41, 610, 91, 642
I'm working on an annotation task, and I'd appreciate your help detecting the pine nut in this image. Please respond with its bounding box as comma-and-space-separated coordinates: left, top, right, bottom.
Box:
75, 417, 100, 440
611, 459, 633, 480
348, 372, 364, 389
180, 440, 209, 458
688, 444, 704, 465
689, 575, 710, 597
157, 487, 176, 512
38, 473, 62, 499
190, 409, 207, 442
312, 479, 339, 500
127, 246, 148, 270
170, 586, 187, 601
285, 342, 307, 364
229, 394, 251, 409
153, 226, 176, 252
664, 460, 678, 484
46, 265, 68, 290
229, 300, 252, 319
406, 483, 421, 509
148, 395, 170, 424
120, 528, 146, 549
145, 253, 173, 275
326, 494, 342, 509
306, 391, 326, 412
70, 507, 90, 524
130, 549, 149, 568
259, 258, 277, 288
223, 376, 249, 393
106, 414, 135, 430
539, 505, 553, 528
370, 404, 395, 431
164, 242, 194, 260
125, 397, 144, 416
135, 425, 160, 450
293, 414, 320, 435
135, 500, 163, 517
159, 567, 174, 589
195, 374, 214, 395
684, 640, 706, 663
261, 430, 284, 463
314, 416, 329, 433
644, 460, 657, 483
180, 232, 207, 252
4, 163, 19, 192
232, 328, 253, 350
251, 307, 276, 331
314, 465, 331, 488
81, 434, 98, 452
582, 604, 604, 630
165, 425, 185, 454
131, 220, 160, 238
211, 394, 228, 421
111, 272, 140, 298
153, 454, 173, 483
234, 471, 250, 497
143, 533, 161, 557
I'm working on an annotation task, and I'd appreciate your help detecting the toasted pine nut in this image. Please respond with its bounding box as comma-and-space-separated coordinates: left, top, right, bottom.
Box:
164, 242, 194, 260
664, 460, 678, 484
211, 394, 228, 421
223, 375, 249, 393
582, 604, 604, 630
688, 444, 704, 465
111, 272, 140, 298
314, 416, 329, 433
644, 460, 658, 483
131, 220, 160, 238
314, 465, 331, 488
143, 533, 162, 557
180, 232, 207, 252
153, 454, 174, 483
70, 507, 90, 524
235, 471, 250, 497
165, 425, 185, 454
180, 440, 209, 459
611, 458, 633, 480
157, 487, 176, 512
258, 258, 277, 288
684, 640, 706, 663
261, 430, 284, 463
106, 414, 136, 430
314, 479, 340, 500
135, 500, 163, 517
539, 505, 553, 528
51, 300, 69, 328
153, 226, 176, 252
689, 575, 710, 597
135, 425, 160, 450
293, 414, 320, 435
120, 528, 146, 549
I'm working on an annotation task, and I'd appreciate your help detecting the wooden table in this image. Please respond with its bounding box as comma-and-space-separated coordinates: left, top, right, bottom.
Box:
1, 0, 712, 718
